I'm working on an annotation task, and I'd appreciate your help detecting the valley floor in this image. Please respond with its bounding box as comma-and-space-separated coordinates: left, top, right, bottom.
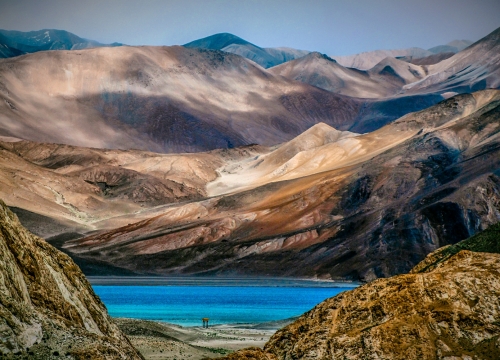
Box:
115, 318, 279, 359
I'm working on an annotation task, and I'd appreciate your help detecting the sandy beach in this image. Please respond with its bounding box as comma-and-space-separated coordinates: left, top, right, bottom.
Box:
115, 317, 294, 359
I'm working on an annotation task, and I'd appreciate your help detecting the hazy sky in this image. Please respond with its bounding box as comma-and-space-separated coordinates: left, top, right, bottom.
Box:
0, 0, 499, 55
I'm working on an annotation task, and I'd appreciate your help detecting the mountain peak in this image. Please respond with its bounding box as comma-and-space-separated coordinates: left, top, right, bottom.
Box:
183, 32, 254, 50
309, 51, 337, 62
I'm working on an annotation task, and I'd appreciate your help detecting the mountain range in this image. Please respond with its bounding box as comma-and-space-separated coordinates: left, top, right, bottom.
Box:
2, 88, 498, 280
0, 29, 122, 58
0, 25, 499, 282
1, 21, 500, 360
2, 27, 498, 154
184, 32, 311, 68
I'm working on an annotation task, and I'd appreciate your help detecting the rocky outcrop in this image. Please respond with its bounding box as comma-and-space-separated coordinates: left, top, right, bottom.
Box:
223, 249, 500, 359
0, 199, 142, 358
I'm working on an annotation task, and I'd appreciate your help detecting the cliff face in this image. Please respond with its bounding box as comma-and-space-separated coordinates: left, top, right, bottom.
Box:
0, 200, 142, 359
223, 249, 500, 359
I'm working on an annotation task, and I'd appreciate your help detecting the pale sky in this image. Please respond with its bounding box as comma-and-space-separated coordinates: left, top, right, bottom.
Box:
0, 0, 499, 56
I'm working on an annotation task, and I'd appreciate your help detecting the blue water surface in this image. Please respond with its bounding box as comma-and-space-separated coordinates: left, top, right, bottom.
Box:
92, 281, 355, 327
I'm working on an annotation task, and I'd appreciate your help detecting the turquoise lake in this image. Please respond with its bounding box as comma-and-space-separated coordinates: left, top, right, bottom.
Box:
91, 277, 357, 327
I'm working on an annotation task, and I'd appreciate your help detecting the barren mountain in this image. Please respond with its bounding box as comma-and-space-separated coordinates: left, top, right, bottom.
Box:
59, 90, 500, 280
270, 53, 429, 98
184, 32, 309, 68
0, 44, 365, 152
331, 38, 473, 71
222, 249, 500, 360
0, 137, 236, 238
269, 52, 400, 98
404, 26, 500, 94
0, 199, 142, 358
428, 39, 473, 54
332, 47, 432, 70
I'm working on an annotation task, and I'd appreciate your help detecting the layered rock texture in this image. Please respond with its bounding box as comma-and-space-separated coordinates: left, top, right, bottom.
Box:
222, 248, 500, 359
60, 90, 500, 280
0, 200, 142, 358
1, 25, 499, 282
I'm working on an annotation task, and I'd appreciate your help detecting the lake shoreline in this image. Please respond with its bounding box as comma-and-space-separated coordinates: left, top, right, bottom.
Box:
88, 275, 362, 287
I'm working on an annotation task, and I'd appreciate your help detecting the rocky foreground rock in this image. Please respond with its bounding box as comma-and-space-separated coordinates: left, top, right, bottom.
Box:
222, 248, 500, 359
0, 199, 142, 359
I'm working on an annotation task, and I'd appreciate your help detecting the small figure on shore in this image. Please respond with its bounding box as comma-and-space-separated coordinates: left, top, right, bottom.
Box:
202, 317, 209, 328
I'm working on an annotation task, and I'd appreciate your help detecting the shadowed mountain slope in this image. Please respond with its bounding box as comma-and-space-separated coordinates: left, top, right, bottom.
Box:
411, 221, 500, 274
0, 200, 142, 358
61, 90, 500, 280
0, 45, 363, 152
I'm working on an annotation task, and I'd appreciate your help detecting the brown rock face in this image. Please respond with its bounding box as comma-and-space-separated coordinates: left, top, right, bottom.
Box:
223, 250, 500, 359
0, 199, 142, 358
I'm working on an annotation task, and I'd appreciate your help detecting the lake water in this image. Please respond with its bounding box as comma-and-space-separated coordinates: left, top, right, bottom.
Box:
90, 277, 357, 327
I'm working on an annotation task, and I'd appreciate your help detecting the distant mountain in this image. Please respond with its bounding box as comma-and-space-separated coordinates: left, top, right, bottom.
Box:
0, 29, 122, 58
404, 26, 500, 94
272, 27, 499, 101
331, 39, 473, 71
184, 32, 309, 68
269, 52, 401, 98
183, 32, 250, 50
332, 47, 432, 70
269, 51, 430, 99
398, 51, 455, 66
428, 39, 473, 54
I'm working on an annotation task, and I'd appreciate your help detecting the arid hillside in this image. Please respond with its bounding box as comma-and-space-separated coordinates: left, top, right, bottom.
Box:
0, 45, 363, 152
48, 90, 500, 280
